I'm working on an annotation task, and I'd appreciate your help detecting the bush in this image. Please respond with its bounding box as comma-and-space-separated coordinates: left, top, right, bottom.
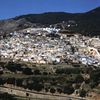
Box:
56, 68, 81, 75
79, 89, 87, 97
50, 88, 56, 94
43, 72, 48, 75
5, 62, 23, 72
6, 78, 15, 85
90, 69, 100, 83
57, 88, 62, 94
45, 88, 49, 92
75, 75, 84, 83
0, 78, 6, 85
0, 92, 17, 100
33, 83, 44, 91
34, 69, 41, 75
16, 79, 23, 87
23, 68, 33, 75
74, 84, 81, 89
63, 85, 74, 95
89, 81, 98, 88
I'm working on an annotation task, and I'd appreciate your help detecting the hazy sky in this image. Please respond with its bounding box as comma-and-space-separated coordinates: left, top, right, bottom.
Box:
0, 0, 100, 19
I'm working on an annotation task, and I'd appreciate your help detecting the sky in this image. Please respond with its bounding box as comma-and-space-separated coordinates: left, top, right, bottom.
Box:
0, 0, 100, 19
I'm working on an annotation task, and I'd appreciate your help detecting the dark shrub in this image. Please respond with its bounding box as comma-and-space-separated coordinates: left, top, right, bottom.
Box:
23, 68, 33, 75
50, 88, 56, 94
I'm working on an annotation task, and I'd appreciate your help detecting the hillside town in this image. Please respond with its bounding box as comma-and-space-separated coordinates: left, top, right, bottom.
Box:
0, 1, 100, 99
0, 27, 100, 67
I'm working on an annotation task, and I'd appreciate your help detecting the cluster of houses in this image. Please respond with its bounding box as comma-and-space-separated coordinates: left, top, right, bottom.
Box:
0, 27, 100, 66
